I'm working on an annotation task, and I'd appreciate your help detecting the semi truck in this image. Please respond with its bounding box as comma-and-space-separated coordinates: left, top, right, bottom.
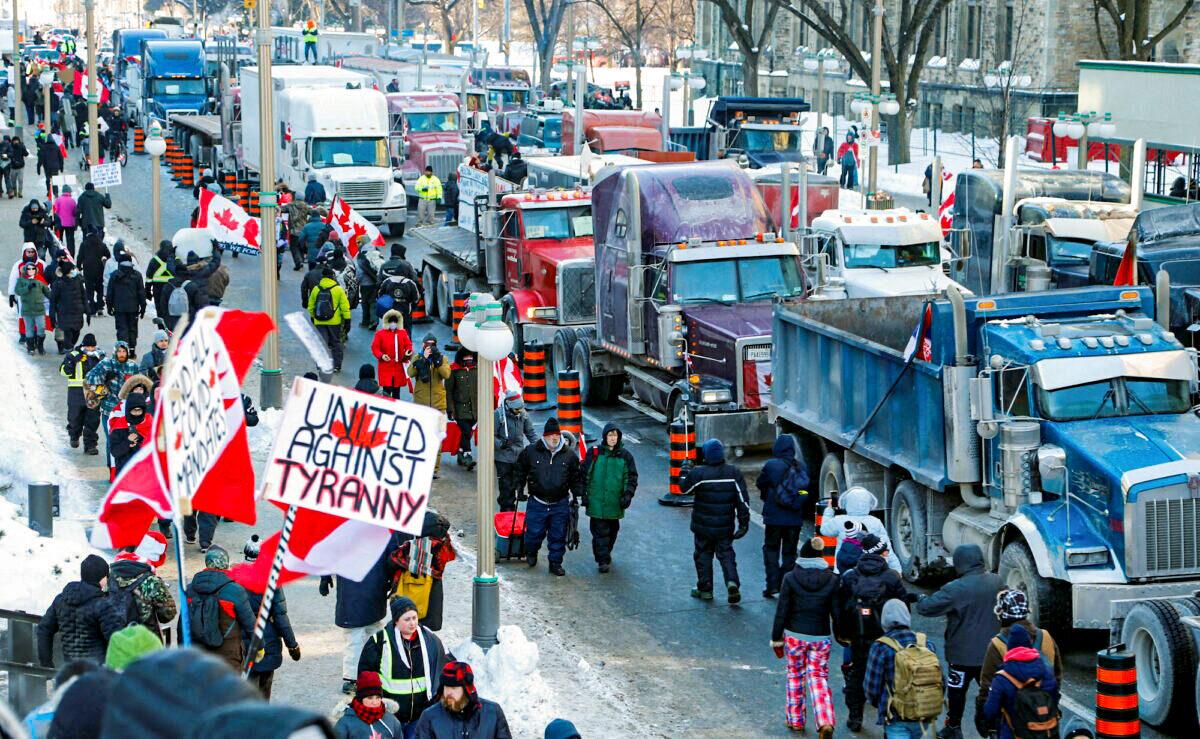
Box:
110, 28, 168, 102
238, 65, 407, 235
669, 96, 809, 167
385, 92, 467, 193
568, 160, 803, 449
561, 110, 667, 157
127, 39, 208, 127
340, 56, 464, 94
770, 285, 1200, 644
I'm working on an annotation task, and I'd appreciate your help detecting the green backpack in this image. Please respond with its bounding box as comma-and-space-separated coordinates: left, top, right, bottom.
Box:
877, 633, 944, 721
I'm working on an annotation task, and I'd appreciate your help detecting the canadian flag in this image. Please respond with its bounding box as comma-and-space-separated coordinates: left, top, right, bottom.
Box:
71, 71, 110, 106
902, 303, 934, 363
492, 354, 523, 403
938, 170, 956, 237
196, 188, 261, 255
325, 195, 385, 257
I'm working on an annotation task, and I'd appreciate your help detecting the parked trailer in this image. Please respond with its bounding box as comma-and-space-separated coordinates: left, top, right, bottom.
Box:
1108, 591, 1200, 728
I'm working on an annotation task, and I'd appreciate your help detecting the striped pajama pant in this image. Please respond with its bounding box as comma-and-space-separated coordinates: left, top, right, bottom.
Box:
785, 636, 835, 731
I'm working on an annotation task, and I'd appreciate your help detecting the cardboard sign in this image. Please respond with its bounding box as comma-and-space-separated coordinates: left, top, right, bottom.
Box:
456, 163, 513, 231
263, 378, 445, 535
90, 162, 122, 188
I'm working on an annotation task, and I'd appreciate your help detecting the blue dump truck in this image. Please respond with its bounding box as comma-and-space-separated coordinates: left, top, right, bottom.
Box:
129, 39, 208, 128
669, 96, 808, 167
770, 286, 1200, 640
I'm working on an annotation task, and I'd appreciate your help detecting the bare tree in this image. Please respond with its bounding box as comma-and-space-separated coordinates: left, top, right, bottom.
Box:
707, 0, 781, 95
782, 0, 953, 165
586, 0, 655, 105
524, 0, 572, 90
1091, 0, 1196, 61
966, 0, 1042, 168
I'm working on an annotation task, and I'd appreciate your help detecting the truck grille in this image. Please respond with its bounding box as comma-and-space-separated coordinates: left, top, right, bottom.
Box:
426, 151, 461, 183
557, 261, 595, 324
1127, 492, 1200, 578
336, 180, 388, 208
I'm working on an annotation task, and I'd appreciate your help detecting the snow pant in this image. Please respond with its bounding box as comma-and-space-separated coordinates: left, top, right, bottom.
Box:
83, 272, 103, 312
316, 323, 344, 369
114, 311, 139, 353
342, 622, 382, 680
253, 670, 275, 701
444, 204, 455, 224
359, 284, 377, 326
763, 524, 802, 593
840, 163, 858, 190
60, 326, 80, 352
61, 226, 76, 256
454, 419, 474, 454
66, 389, 99, 451
524, 497, 569, 565
945, 663, 981, 729
417, 198, 436, 226
785, 636, 834, 731
843, 638, 871, 722
304, 42, 318, 63
496, 461, 522, 512
183, 511, 220, 548
815, 156, 829, 175
589, 518, 620, 566
693, 533, 739, 592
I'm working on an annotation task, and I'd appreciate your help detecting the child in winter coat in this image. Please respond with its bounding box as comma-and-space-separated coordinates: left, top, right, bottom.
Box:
333, 672, 402, 738
820, 486, 901, 573
981, 623, 1059, 739
370, 309, 412, 398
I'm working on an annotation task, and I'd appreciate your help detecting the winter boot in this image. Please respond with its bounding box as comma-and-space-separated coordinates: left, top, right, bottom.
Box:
549, 563, 565, 576
36, 336, 45, 355
817, 726, 833, 739
936, 726, 963, 739
341, 679, 356, 695
846, 714, 863, 732
25, 339, 35, 355
456, 452, 465, 466
84, 446, 98, 455
69, 436, 80, 448
727, 583, 741, 604
690, 588, 713, 600
463, 451, 476, 470
525, 552, 538, 568
598, 562, 610, 573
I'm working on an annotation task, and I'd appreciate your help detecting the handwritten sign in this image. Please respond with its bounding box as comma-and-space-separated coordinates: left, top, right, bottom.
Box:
90, 162, 122, 188
456, 163, 513, 231
263, 378, 445, 535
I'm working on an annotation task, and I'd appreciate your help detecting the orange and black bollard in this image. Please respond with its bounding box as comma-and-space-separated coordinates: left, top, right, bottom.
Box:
222, 171, 236, 195
1096, 646, 1140, 738
236, 179, 250, 210
556, 370, 583, 439
412, 275, 428, 322
248, 188, 261, 217
179, 155, 195, 188
660, 418, 697, 506
813, 510, 838, 568
522, 342, 548, 406
133, 127, 145, 154
451, 291, 469, 344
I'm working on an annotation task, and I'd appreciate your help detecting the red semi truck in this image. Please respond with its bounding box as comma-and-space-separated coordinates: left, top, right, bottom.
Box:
385, 92, 469, 196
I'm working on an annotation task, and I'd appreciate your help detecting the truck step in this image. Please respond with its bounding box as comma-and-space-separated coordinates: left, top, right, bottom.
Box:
617, 394, 668, 424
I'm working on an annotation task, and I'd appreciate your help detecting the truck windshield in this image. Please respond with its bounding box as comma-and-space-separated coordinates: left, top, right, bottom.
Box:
1037, 377, 1191, 421
407, 112, 460, 133
738, 129, 802, 152
310, 138, 388, 168
672, 256, 804, 304
844, 241, 940, 269
521, 206, 592, 240
488, 89, 527, 108
1047, 237, 1092, 264
150, 78, 205, 96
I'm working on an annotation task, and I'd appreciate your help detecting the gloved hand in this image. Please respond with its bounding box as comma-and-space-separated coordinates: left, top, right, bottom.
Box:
619, 494, 633, 510
7, 295, 14, 308
733, 523, 749, 540
319, 575, 332, 597
288, 645, 302, 662
516, 490, 528, 502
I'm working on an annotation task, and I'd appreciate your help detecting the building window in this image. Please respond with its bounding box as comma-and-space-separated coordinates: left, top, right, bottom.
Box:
962, 0, 982, 59
1001, 0, 1015, 61
931, 10, 948, 57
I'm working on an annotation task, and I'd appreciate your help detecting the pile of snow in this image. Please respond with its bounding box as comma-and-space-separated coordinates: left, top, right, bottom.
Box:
0, 496, 97, 613
454, 625, 560, 735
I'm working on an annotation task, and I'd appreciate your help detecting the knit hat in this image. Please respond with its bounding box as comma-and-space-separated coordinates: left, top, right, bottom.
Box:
125, 394, 147, 413
543, 417, 560, 435
859, 533, 886, 556
995, 589, 1031, 622
205, 546, 230, 570
544, 718, 582, 739
359, 364, 375, 380
841, 519, 865, 539
154, 329, 169, 343
355, 671, 383, 700
303, 372, 319, 381
242, 534, 261, 562
880, 598, 911, 630
81, 332, 97, 348
1007, 622, 1033, 650
799, 537, 825, 560
390, 243, 406, 258
105, 624, 164, 670
81, 554, 109, 585
390, 596, 418, 622
440, 661, 477, 696
504, 389, 524, 410
50, 667, 118, 737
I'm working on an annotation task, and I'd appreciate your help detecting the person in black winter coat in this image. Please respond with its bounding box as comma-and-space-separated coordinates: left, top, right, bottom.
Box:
516, 417, 583, 576
322, 532, 402, 694
756, 435, 813, 598
7, 135, 28, 197
501, 152, 527, 185
145, 239, 176, 318
49, 261, 88, 352
684, 438, 750, 603
105, 258, 146, 354
76, 226, 110, 312
19, 198, 51, 251
37, 554, 125, 667
36, 136, 63, 194
301, 260, 326, 309
914, 543, 1004, 737
185, 547, 256, 673
354, 363, 381, 395
245, 583, 301, 700
414, 661, 512, 739
442, 173, 460, 225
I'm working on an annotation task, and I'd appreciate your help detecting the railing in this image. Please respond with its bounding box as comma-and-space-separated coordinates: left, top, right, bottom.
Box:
1, 608, 55, 715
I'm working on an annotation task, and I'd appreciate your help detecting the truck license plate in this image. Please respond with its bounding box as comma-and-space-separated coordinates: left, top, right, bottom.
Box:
745, 346, 771, 362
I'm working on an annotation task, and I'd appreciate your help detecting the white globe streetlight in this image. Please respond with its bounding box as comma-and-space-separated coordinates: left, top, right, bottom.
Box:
1066, 121, 1085, 140
146, 122, 168, 250
688, 76, 707, 91
476, 317, 515, 361
803, 57, 819, 72
1052, 120, 1068, 138
458, 304, 482, 351
669, 76, 684, 91
881, 99, 900, 116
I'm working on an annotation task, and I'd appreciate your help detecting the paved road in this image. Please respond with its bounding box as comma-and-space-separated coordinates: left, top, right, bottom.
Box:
4, 141, 1168, 737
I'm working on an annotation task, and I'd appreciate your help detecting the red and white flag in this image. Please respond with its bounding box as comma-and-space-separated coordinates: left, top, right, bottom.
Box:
71, 71, 110, 106
902, 303, 934, 363
325, 195, 384, 257
492, 354, 523, 403
196, 188, 261, 255
90, 438, 173, 549
938, 170, 956, 237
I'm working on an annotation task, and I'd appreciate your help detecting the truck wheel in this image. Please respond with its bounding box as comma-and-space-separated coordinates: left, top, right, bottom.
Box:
1121, 600, 1198, 727
573, 340, 595, 404
818, 453, 846, 509
552, 328, 578, 373
998, 542, 1071, 635
889, 480, 927, 582
667, 391, 691, 426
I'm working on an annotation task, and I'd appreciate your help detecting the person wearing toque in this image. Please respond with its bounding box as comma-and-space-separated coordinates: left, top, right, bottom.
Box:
516, 417, 583, 576
37, 554, 125, 667
413, 661, 513, 738
357, 596, 450, 732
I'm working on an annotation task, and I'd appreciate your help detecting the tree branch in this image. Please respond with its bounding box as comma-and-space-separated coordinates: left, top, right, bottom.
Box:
1144, 0, 1195, 52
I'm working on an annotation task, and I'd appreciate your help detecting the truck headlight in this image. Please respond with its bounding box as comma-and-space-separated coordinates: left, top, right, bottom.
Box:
526, 306, 557, 320
699, 388, 732, 404
1065, 547, 1109, 568
387, 181, 407, 204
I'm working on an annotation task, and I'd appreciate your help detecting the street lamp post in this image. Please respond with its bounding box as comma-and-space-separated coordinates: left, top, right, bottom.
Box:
84, 0, 97, 167
803, 50, 839, 136
1053, 112, 1114, 171
11, 0, 21, 138
256, 0, 282, 409
145, 122, 167, 250
850, 91, 899, 204
867, 0, 884, 199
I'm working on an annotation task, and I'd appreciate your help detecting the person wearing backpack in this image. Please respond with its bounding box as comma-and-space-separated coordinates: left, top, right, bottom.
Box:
185, 546, 255, 672
108, 533, 176, 643
864, 599, 944, 737
915, 544, 1004, 739
980, 624, 1059, 739
976, 589, 1063, 736
756, 435, 813, 598
308, 266, 352, 373
37, 555, 125, 667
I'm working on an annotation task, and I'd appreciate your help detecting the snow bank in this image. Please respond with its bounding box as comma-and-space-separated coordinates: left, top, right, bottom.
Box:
248, 406, 284, 458
0, 496, 96, 613
453, 625, 560, 736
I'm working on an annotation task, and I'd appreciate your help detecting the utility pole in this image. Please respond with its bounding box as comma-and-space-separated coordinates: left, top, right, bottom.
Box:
867, 0, 883, 199
256, 0, 282, 409
10, 0, 20, 139
85, 0, 97, 167
502, 0, 510, 64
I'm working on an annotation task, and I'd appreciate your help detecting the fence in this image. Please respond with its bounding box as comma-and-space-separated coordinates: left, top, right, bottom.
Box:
1, 608, 54, 715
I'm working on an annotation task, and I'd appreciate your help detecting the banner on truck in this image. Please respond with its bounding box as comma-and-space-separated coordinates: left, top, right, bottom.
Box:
456, 163, 513, 230
263, 378, 445, 535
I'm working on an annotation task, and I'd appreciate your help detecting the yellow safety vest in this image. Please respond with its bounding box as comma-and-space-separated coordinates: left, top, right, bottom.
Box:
149, 255, 173, 283
415, 174, 443, 201
61, 350, 86, 388
377, 627, 429, 696
303, 28, 319, 43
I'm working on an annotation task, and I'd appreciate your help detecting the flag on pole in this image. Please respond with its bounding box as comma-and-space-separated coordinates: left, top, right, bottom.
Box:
324, 195, 385, 257
902, 303, 934, 363
71, 71, 110, 106
938, 170, 956, 237
492, 354, 523, 403
196, 188, 261, 255
1114, 239, 1138, 286
90, 437, 173, 549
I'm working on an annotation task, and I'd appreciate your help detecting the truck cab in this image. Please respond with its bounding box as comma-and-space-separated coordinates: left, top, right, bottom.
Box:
464, 67, 531, 118
1012, 198, 1137, 289
808, 208, 966, 298
516, 101, 565, 154
385, 92, 467, 193
707, 96, 809, 167
136, 39, 208, 127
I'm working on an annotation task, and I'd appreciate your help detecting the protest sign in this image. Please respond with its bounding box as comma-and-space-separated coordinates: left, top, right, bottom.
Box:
91, 162, 122, 188
263, 378, 445, 535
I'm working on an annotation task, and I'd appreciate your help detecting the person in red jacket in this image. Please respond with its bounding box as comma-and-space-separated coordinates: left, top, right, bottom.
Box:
108, 393, 152, 473
371, 308, 412, 399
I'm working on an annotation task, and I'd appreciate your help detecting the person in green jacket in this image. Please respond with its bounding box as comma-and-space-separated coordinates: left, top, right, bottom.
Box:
582, 422, 638, 573
15, 262, 51, 354
307, 267, 351, 373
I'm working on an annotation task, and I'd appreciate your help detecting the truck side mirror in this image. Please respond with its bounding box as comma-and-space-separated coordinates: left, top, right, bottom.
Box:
1037, 445, 1067, 495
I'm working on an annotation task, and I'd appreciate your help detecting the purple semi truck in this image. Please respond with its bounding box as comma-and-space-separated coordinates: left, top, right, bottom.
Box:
554, 160, 805, 453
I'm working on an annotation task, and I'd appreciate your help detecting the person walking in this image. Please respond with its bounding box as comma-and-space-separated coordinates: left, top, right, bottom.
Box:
358, 597, 450, 733
371, 309, 413, 398
756, 435, 813, 598
517, 417, 583, 576
49, 260, 87, 353
821, 486, 901, 573
308, 265, 351, 373
334, 672, 404, 738
837, 133, 859, 190
108, 393, 151, 472
413, 662, 512, 739
414, 166, 442, 227
356, 240, 384, 328
814, 127, 834, 175
581, 422, 637, 573
378, 245, 420, 333
770, 538, 842, 736
0, 134, 12, 198
979, 623, 1060, 739
303, 20, 320, 63
7, 132, 27, 197
444, 347, 478, 469
15, 261, 52, 354
442, 173, 459, 225
60, 332, 102, 454
76, 226, 109, 313
108, 535, 177, 643
408, 334, 451, 473
321, 532, 402, 695
144, 239, 176, 319
243, 576, 301, 700
301, 209, 331, 268
75, 181, 112, 238
19, 198, 52, 255
304, 171, 327, 205
975, 589, 1063, 737
915, 544, 1004, 739
86, 339, 139, 469
105, 257, 146, 356
185, 546, 255, 673
389, 511, 456, 632
495, 389, 537, 512
36, 554, 124, 667
864, 599, 945, 738
35, 133, 63, 196
53, 185, 78, 255
683, 439, 750, 603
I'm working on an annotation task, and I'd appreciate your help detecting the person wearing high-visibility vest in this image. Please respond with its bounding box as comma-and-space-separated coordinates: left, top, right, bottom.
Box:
357, 597, 450, 732
60, 332, 101, 455
144, 239, 176, 319
414, 166, 442, 227
303, 20, 319, 64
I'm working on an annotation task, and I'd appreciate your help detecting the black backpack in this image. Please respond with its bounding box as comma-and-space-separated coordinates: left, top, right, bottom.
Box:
107, 571, 150, 626
188, 581, 236, 648
848, 571, 893, 638
999, 671, 1059, 739
313, 284, 337, 321
772, 463, 810, 511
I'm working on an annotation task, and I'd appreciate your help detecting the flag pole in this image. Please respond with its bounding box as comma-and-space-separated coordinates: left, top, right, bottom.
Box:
172, 508, 192, 648
242, 504, 298, 676
159, 312, 191, 647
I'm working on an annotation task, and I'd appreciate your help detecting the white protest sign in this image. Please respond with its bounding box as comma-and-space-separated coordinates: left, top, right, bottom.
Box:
456, 162, 512, 231
90, 161, 122, 188
263, 378, 446, 535
162, 320, 239, 504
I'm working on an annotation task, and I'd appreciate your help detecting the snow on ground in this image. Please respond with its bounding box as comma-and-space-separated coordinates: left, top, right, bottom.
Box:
0, 496, 97, 614
453, 626, 560, 734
